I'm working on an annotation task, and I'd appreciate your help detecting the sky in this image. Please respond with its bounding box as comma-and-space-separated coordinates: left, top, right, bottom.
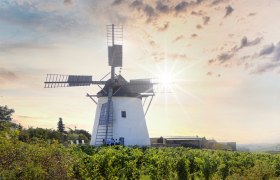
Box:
1, 0, 280, 144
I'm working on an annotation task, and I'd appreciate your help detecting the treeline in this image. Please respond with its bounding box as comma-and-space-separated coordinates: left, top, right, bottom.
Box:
0, 120, 90, 145
0, 105, 91, 144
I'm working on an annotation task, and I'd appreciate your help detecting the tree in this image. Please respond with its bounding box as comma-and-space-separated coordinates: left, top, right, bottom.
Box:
0, 105, 15, 122
57, 118, 65, 133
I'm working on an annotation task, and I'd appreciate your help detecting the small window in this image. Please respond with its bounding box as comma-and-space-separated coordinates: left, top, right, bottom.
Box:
121, 111, 126, 118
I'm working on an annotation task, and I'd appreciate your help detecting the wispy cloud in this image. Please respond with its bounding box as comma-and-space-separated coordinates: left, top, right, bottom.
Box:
191, 33, 198, 38
0, 67, 17, 83
253, 63, 280, 74
64, 0, 74, 5
248, 12, 257, 16
259, 42, 280, 62
112, 0, 125, 6
196, 24, 203, 29
191, 10, 204, 16
0, 42, 55, 52
202, 16, 210, 25
224, 5, 234, 17
211, 0, 229, 6
259, 44, 275, 56
211, 36, 263, 64
143, 4, 157, 22
211, 40, 280, 74
174, 1, 189, 14
156, 22, 170, 32
217, 53, 234, 63
0, 1, 92, 41
206, 71, 221, 77
238, 36, 262, 50
173, 35, 185, 42
156, 1, 170, 13
130, 0, 143, 9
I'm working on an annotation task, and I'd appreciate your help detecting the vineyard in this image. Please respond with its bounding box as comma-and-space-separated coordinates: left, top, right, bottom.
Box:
1, 126, 280, 180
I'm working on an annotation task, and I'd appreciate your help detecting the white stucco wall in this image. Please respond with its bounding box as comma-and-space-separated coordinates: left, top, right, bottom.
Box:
90, 97, 150, 146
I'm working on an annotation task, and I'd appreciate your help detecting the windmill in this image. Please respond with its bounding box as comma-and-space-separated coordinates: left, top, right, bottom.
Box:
44, 24, 155, 146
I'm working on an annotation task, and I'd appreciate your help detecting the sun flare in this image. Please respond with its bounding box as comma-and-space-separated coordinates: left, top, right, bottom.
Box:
158, 72, 174, 92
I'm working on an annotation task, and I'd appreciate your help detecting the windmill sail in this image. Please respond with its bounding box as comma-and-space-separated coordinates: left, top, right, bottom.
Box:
107, 24, 123, 67
68, 75, 92, 86
128, 79, 154, 94
44, 74, 95, 88
108, 45, 122, 67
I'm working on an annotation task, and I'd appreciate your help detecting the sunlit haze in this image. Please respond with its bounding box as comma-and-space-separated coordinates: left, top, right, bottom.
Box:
1, 0, 280, 144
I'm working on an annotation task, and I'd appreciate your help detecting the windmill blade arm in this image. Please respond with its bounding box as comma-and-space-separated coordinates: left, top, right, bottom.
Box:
44, 74, 106, 88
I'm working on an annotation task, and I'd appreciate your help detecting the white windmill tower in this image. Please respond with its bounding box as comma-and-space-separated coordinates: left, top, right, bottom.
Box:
44, 25, 155, 146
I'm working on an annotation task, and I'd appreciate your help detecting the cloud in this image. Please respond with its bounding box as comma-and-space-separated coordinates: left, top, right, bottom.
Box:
217, 52, 234, 63
224, 5, 234, 17
196, 0, 205, 4
17, 115, 33, 119
175, 1, 188, 14
196, 24, 203, 29
157, 22, 169, 32
173, 35, 185, 42
130, 0, 143, 9
0, 67, 17, 82
191, 10, 204, 16
211, 36, 263, 65
0, 1, 91, 39
259, 42, 280, 61
64, 0, 74, 5
253, 63, 280, 74
239, 36, 262, 49
235, 42, 280, 73
207, 71, 221, 77
208, 59, 215, 64
169, 53, 188, 60
248, 12, 257, 16
143, 4, 157, 22
191, 33, 198, 38
202, 16, 210, 25
112, 0, 125, 6
156, 1, 170, 13
211, 0, 229, 6
259, 44, 275, 56
149, 40, 157, 47
150, 51, 188, 62
0, 42, 55, 52
273, 42, 280, 62
129, 1, 157, 22
151, 51, 164, 62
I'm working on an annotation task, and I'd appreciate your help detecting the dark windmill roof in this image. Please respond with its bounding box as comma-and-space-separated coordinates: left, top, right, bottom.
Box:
97, 75, 154, 98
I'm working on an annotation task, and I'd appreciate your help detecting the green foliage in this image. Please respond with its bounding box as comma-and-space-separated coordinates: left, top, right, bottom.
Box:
67, 130, 90, 144
177, 158, 188, 180
69, 128, 91, 140
18, 127, 63, 143
1, 127, 280, 180
0, 121, 22, 132
16, 126, 91, 144
0, 127, 80, 179
0, 105, 15, 122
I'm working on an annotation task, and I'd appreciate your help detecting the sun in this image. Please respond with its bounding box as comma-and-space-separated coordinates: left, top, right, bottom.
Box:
158, 72, 174, 92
